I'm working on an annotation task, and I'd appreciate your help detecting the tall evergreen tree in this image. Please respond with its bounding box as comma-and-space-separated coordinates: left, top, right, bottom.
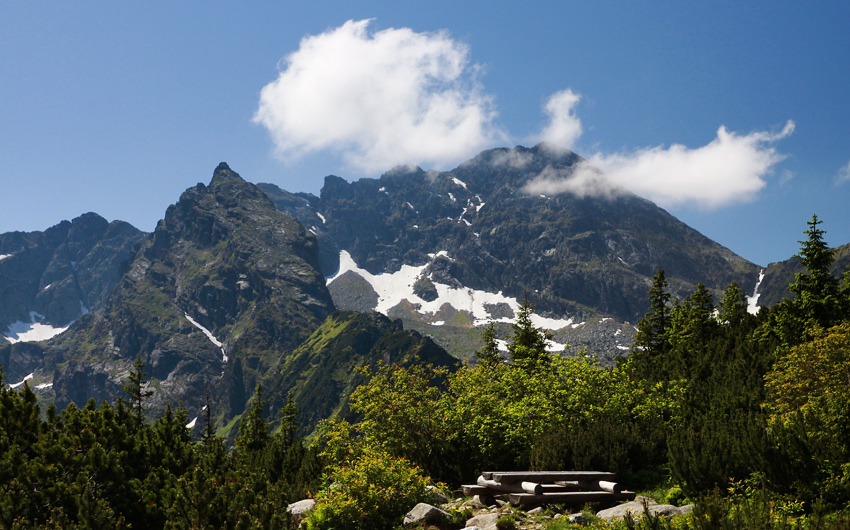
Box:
719, 280, 749, 327
122, 355, 153, 427
475, 322, 501, 365
629, 268, 671, 381
507, 295, 552, 366
773, 215, 846, 345
790, 214, 844, 328
237, 384, 271, 452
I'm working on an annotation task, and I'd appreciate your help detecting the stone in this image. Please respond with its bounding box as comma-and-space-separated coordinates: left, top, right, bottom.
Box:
568, 512, 589, 525
465, 512, 501, 530
285, 499, 315, 525
403, 503, 450, 526
596, 498, 691, 522
527, 506, 545, 515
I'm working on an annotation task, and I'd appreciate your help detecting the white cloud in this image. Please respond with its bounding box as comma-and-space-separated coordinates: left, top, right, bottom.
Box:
254, 19, 506, 173
525, 121, 795, 210
534, 89, 583, 149
524, 164, 625, 199
837, 160, 850, 184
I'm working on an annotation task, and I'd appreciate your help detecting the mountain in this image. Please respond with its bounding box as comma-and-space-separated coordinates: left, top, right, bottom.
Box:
263, 309, 457, 433
2, 146, 795, 434
2, 163, 454, 437
260, 143, 763, 359
0, 213, 145, 379
0, 212, 145, 335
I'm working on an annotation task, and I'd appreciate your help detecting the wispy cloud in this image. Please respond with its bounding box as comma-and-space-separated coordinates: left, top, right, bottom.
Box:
525, 121, 795, 210
837, 160, 850, 184
534, 89, 583, 149
254, 19, 506, 173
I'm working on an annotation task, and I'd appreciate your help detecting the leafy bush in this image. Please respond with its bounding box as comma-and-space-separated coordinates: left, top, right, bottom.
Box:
304, 448, 442, 530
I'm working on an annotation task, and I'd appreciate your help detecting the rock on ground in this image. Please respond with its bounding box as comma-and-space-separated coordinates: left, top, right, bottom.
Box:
403, 503, 450, 526
285, 499, 315, 525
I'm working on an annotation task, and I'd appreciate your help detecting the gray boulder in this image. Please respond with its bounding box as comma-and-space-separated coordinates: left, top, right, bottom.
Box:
403, 503, 450, 526
596, 497, 691, 521
286, 499, 315, 525
464, 513, 500, 530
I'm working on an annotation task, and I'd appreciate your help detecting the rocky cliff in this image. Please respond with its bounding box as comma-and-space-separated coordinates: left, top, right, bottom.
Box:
260, 144, 762, 358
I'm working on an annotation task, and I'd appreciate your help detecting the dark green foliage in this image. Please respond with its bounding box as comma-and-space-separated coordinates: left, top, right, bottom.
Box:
771, 215, 848, 346
630, 268, 671, 381
0, 371, 322, 529
122, 354, 154, 427
474, 322, 501, 365
508, 295, 553, 366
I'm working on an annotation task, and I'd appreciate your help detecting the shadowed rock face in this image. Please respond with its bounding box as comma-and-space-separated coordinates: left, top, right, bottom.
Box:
41, 163, 337, 420
0, 212, 146, 334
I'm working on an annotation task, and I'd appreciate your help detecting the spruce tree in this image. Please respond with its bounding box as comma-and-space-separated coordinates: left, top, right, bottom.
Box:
507, 295, 552, 366
475, 322, 501, 365
122, 355, 153, 427
790, 214, 843, 329
630, 268, 671, 381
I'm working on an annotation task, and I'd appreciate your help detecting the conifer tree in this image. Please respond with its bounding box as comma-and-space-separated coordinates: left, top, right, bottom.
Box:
475, 322, 501, 365
122, 355, 153, 427
630, 268, 671, 381
508, 295, 553, 366
790, 214, 844, 328
773, 215, 846, 345
719, 280, 749, 327
237, 384, 270, 452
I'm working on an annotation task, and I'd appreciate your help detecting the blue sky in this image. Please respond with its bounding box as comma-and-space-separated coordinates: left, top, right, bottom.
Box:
1, 1, 848, 267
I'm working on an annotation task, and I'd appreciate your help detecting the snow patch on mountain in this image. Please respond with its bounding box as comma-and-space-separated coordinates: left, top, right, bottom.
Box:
747, 269, 765, 315
184, 313, 228, 362
4, 312, 69, 344
327, 250, 576, 330
451, 177, 468, 190
0, 247, 24, 262
9, 373, 34, 389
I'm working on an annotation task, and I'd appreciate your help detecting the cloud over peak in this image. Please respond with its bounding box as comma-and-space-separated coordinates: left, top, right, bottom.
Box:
254, 19, 505, 173
525, 121, 795, 210
535, 89, 583, 149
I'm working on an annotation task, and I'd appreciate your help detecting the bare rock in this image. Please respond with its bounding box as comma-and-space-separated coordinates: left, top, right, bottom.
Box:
403, 503, 450, 526
285, 499, 315, 525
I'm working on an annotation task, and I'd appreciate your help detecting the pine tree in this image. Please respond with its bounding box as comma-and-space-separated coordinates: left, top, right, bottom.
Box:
474, 322, 501, 365
630, 268, 671, 381
719, 280, 749, 327
773, 215, 846, 345
790, 214, 843, 329
237, 384, 270, 452
122, 355, 153, 427
507, 295, 552, 366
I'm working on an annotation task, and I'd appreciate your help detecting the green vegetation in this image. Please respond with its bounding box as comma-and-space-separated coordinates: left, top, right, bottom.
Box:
0, 370, 321, 529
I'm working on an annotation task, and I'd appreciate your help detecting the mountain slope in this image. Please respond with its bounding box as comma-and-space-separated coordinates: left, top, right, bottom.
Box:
263, 309, 458, 433
36, 163, 335, 420
261, 144, 762, 358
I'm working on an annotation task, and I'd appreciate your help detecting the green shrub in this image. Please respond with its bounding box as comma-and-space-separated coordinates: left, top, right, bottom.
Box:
303, 448, 442, 530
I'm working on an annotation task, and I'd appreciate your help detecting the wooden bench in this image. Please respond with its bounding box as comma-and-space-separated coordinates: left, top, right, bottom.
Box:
462, 471, 636, 505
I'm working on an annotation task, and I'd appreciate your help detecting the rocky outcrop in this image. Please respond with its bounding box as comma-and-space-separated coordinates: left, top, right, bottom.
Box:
595, 497, 695, 521
39, 163, 337, 423
402, 503, 450, 526
0, 212, 145, 335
